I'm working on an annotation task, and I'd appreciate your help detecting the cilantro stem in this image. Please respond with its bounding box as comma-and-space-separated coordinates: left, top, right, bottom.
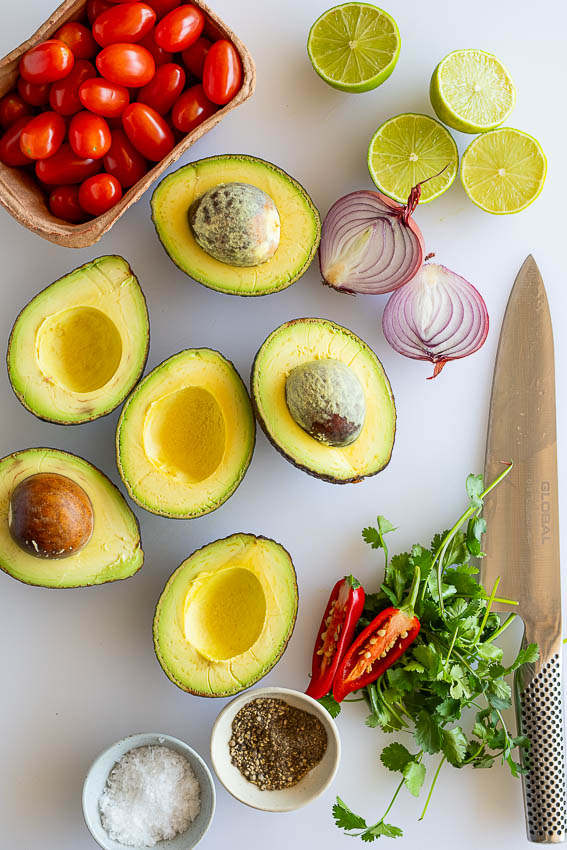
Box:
419, 754, 446, 821
443, 627, 459, 670
481, 613, 517, 644
476, 577, 500, 639
343, 697, 365, 702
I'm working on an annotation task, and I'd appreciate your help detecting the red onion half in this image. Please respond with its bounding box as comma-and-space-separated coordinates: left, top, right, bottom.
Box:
319, 188, 425, 294
382, 262, 489, 379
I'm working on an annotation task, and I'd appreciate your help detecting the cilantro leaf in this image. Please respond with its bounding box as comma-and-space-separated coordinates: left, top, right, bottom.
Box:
466, 516, 486, 556
362, 822, 403, 841
466, 473, 484, 509
435, 698, 461, 721
385, 552, 413, 603
442, 726, 468, 766
403, 761, 426, 797
333, 797, 367, 831
507, 643, 539, 673
414, 710, 443, 754
386, 667, 414, 692
404, 660, 425, 673
377, 516, 397, 535
362, 527, 383, 549
477, 642, 504, 662
412, 644, 442, 678
318, 694, 341, 719
380, 742, 414, 773
486, 678, 512, 710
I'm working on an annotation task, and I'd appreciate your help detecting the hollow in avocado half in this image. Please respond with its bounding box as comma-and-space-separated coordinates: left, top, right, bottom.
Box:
151, 154, 321, 296
153, 533, 298, 697
7, 256, 149, 425
0, 448, 143, 588
251, 318, 396, 483
116, 349, 255, 518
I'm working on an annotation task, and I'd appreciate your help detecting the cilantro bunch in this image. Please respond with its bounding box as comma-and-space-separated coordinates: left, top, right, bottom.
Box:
324, 466, 538, 842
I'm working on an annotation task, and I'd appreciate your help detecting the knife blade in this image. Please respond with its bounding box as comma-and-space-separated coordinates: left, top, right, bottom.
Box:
483, 254, 566, 844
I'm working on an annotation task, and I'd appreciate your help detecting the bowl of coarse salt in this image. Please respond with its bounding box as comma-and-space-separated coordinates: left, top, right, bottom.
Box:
82, 732, 215, 850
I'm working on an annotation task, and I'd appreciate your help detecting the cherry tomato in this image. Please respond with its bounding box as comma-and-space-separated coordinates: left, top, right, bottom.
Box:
69, 111, 112, 159
79, 172, 122, 215
155, 5, 204, 52
36, 142, 102, 184
181, 36, 211, 78
54, 22, 98, 59
103, 128, 147, 186
203, 18, 225, 42
122, 101, 174, 160
19, 111, 65, 160
203, 39, 242, 105
87, 0, 114, 24
49, 59, 96, 116
19, 40, 75, 85
0, 117, 34, 166
17, 79, 50, 107
0, 92, 34, 129
171, 82, 216, 133
96, 43, 155, 87
92, 3, 156, 47
145, 0, 181, 19
49, 184, 90, 222
79, 77, 129, 117
137, 29, 173, 66
137, 63, 185, 114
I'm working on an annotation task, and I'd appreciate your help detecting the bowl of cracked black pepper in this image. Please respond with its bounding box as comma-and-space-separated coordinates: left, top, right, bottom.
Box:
210, 686, 340, 812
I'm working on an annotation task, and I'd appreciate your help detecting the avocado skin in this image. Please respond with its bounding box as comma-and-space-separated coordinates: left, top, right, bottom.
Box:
250, 318, 397, 485
0, 447, 143, 589
6, 256, 149, 426
152, 533, 298, 698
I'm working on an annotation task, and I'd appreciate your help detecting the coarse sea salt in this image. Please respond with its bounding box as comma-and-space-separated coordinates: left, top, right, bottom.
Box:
99, 745, 201, 847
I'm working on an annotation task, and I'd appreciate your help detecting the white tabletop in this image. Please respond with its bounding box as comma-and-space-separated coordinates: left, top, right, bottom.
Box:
0, 1, 564, 848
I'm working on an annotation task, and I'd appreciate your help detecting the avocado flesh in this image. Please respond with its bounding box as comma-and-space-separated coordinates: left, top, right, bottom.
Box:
153, 533, 298, 697
116, 349, 255, 518
0, 448, 143, 587
251, 318, 396, 483
151, 155, 321, 296
7, 256, 149, 425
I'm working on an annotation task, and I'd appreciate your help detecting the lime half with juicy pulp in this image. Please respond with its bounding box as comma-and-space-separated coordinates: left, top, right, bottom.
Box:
307, 3, 400, 93
430, 49, 516, 134
460, 128, 547, 214
367, 113, 458, 203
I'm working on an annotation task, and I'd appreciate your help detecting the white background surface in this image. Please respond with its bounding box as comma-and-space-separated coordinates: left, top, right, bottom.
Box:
0, 1, 564, 848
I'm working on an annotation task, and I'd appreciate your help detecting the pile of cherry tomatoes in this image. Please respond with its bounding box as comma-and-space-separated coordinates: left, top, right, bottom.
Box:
0, 0, 243, 222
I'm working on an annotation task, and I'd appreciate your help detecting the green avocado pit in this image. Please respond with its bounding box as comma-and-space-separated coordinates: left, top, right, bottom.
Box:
189, 182, 281, 267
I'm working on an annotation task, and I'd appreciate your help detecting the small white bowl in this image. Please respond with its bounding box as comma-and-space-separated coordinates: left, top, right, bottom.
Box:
210, 686, 341, 812
82, 732, 216, 850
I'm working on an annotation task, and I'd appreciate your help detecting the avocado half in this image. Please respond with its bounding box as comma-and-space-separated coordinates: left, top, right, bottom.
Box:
153, 533, 298, 697
0, 448, 143, 587
251, 318, 396, 483
116, 349, 255, 518
7, 256, 149, 425
151, 154, 321, 296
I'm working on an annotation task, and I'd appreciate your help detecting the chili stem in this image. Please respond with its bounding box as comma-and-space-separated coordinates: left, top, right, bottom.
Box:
419, 755, 446, 821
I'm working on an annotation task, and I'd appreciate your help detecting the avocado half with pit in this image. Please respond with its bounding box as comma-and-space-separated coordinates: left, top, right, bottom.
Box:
251, 318, 396, 483
151, 154, 321, 296
116, 349, 255, 518
0, 448, 143, 587
153, 533, 297, 697
7, 256, 149, 425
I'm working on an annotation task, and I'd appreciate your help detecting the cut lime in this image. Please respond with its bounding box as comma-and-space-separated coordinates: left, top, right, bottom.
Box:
430, 49, 516, 133
307, 3, 400, 93
367, 113, 458, 204
460, 128, 547, 214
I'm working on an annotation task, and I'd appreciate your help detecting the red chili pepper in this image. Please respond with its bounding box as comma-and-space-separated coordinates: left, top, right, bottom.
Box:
333, 568, 421, 703
306, 575, 365, 700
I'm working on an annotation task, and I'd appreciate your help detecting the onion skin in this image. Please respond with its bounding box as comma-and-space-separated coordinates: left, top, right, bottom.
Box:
319, 190, 425, 295
382, 262, 489, 378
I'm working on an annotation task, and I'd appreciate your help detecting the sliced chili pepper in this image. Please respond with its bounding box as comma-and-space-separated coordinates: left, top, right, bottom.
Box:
333, 567, 421, 702
306, 575, 365, 700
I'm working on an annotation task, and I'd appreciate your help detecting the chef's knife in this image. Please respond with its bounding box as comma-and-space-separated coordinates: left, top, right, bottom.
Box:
483, 255, 566, 843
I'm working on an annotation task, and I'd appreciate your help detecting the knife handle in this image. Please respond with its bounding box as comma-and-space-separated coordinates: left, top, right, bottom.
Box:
515, 645, 567, 843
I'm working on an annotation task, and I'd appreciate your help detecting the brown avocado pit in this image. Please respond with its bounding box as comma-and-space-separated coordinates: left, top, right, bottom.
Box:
8, 472, 94, 559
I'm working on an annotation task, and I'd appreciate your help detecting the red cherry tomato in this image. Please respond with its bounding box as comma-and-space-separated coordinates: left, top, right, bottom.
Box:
19, 111, 65, 160
54, 22, 98, 59
17, 79, 50, 107
171, 82, 216, 133
122, 101, 174, 160
155, 5, 204, 52
137, 29, 173, 66
87, 0, 114, 24
203, 18, 225, 42
69, 111, 112, 159
79, 172, 122, 215
92, 3, 156, 47
49, 59, 96, 116
103, 128, 147, 186
36, 142, 102, 184
0, 117, 34, 166
181, 36, 211, 78
49, 184, 90, 222
19, 40, 75, 85
79, 77, 129, 117
96, 43, 155, 87
202, 39, 242, 105
137, 63, 185, 114
146, 0, 181, 19
0, 92, 34, 129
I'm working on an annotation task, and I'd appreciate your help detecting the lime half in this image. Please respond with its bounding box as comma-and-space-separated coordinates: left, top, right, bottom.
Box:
367, 113, 458, 203
430, 49, 516, 133
307, 3, 400, 93
461, 128, 547, 214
